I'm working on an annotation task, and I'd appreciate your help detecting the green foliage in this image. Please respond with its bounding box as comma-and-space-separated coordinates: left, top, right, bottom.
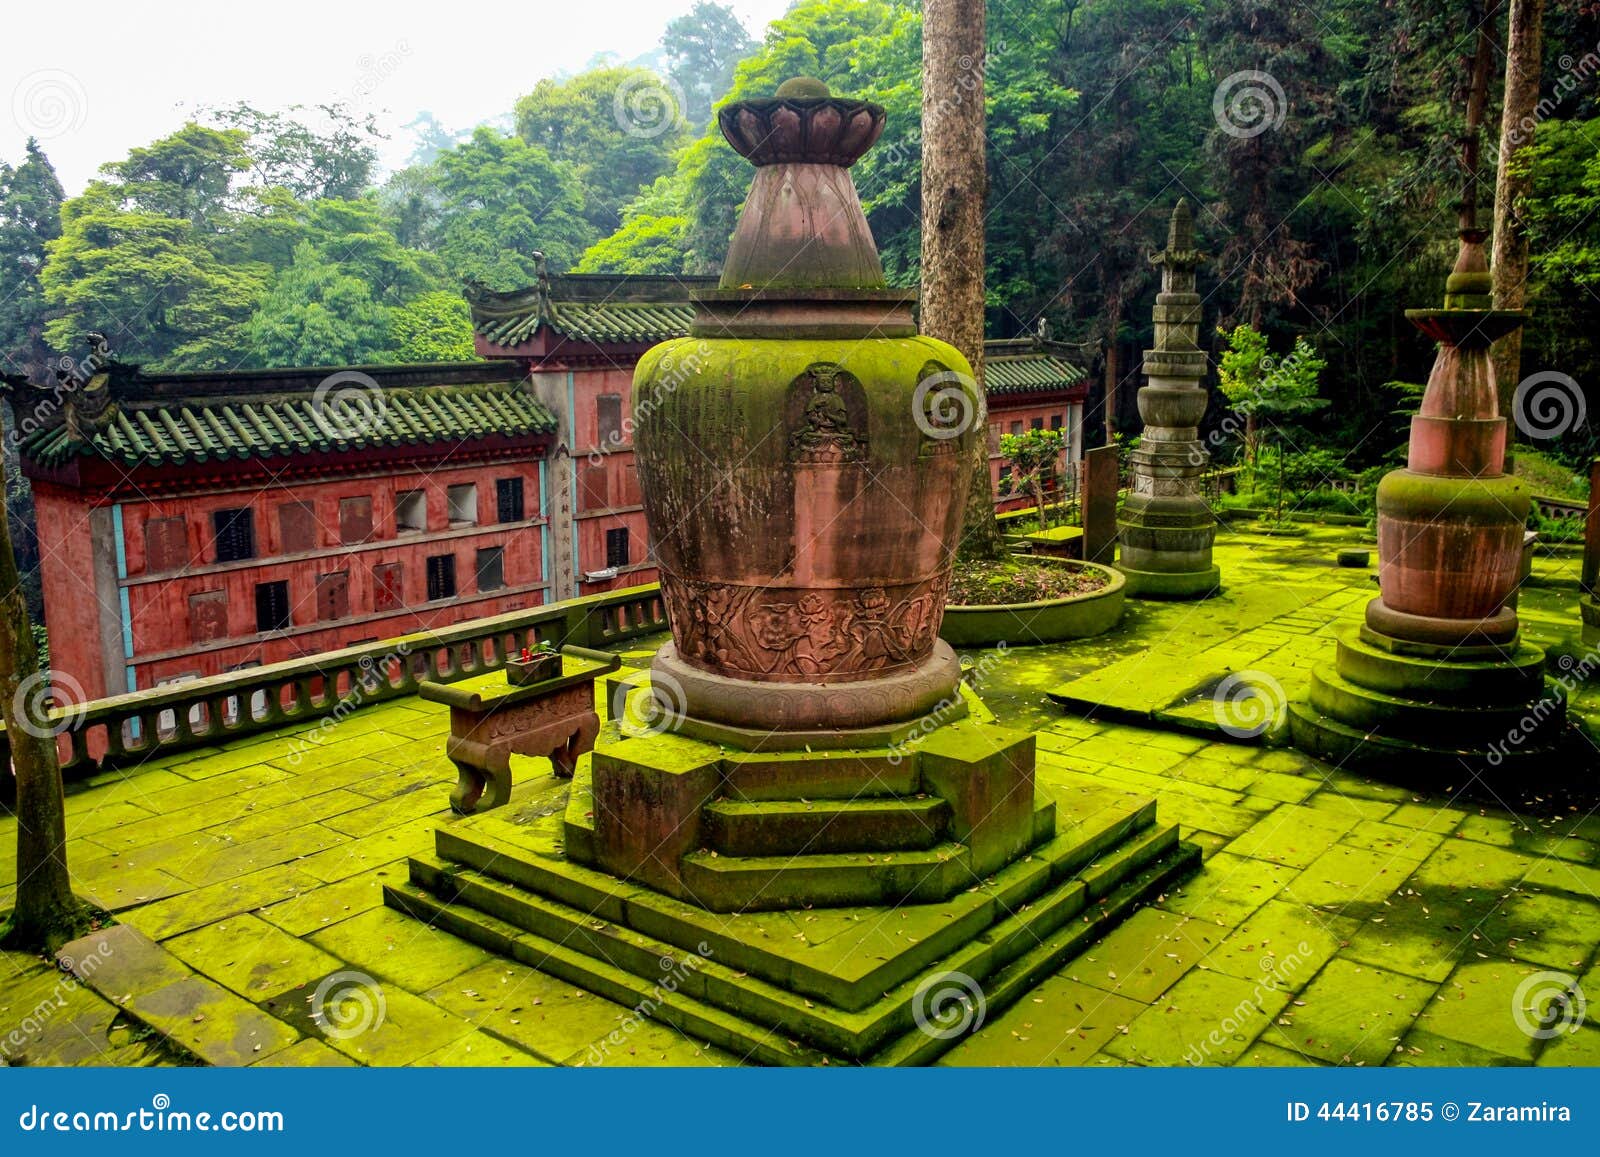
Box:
245, 241, 396, 366
999, 427, 1066, 528
663, 2, 757, 129
203, 101, 382, 201
576, 213, 691, 274
514, 67, 689, 234
1217, 326, 1327, 418
42, 183, 267, 369
433, 127, 594, 288
0, 139, 64, 379
100, 123, 254, 229
390, 291, 476, 362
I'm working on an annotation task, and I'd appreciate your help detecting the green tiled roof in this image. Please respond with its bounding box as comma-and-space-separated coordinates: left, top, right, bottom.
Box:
18, 363, 557, 469
983, 342, 1088, 396
469, 273, 717, 350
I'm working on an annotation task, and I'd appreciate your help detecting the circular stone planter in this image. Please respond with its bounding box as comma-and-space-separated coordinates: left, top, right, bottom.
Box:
939, 558, 1126, 647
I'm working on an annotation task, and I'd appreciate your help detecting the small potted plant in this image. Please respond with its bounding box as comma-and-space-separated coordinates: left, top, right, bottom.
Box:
506, 641, 562, 685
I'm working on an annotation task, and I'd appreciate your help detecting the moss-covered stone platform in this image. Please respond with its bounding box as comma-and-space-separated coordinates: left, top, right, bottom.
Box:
385, 740, 1196, 1064
6, 528, 1600, 1068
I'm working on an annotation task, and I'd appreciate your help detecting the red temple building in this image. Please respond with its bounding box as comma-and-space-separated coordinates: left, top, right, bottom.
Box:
466, 269, 717, 600
981, 337, 1090, 511
13, 359, 558, 702
10, 274, 1087, 707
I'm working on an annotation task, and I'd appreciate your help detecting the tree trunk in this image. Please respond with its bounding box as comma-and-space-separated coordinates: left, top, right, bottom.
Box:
921, 0, 1000, 560
1459, 1, 1501, 235
0, 445, 84, 951
1491, 0, 1545, 464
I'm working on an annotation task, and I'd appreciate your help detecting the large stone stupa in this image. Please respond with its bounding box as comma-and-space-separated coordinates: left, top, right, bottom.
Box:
387, 78, 1196, 1065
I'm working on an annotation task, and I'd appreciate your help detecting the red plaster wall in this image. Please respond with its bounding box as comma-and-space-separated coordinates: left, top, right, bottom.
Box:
986, 395, 1086, 512
40, 457, 549, 694
31, 484, 113, 702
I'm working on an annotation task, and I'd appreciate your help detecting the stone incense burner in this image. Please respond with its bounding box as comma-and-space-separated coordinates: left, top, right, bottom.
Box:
632, 77, 982, 733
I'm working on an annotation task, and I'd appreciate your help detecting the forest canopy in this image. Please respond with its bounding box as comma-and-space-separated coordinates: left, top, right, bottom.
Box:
3, 0, 1599, 470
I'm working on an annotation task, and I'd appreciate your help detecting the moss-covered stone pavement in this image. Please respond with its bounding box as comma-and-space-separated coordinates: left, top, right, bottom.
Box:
5, 526, 1600, 1067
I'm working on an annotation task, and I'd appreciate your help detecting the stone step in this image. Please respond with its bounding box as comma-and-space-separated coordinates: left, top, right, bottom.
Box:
385, 882, 827, 1067
719, 749, 920, 801
875, 841, 1203, 1065
1309, 665, 1565, 747
679, 843, 976, 912
702, 796, 951, 856
1286, 701, 1558, 785
386, 830, 1200, 1062
420, 792, 1159, 1011
1334, 629, 1546, 704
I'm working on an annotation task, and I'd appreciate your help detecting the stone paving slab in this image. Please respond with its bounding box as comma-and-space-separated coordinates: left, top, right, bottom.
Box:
57, 924, 300, 1066
3, 532, 1598, 1067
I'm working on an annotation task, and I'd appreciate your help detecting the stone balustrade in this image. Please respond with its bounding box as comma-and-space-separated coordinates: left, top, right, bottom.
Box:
1, 584, 667, 784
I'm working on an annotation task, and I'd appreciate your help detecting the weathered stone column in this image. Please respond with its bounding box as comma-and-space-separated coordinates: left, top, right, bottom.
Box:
1290, 228, 1567, 785
1117, 200, 1221, 599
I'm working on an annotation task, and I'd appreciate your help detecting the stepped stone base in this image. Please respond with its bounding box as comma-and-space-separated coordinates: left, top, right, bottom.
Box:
1289, 624, 1567, 783
1117, 563, 1222, 600
384, 686, 1197, 1064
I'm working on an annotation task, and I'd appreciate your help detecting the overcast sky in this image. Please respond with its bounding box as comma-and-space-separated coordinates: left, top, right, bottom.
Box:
6, 0, 796, 192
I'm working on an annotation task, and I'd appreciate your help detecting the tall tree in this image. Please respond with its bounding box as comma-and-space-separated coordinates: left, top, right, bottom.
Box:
432, 127, 595, 286
203, 101, 382, 202
921, 0, 1000, 558
0, 140, 65, 381
41, 183, 267, 370
662, 2, 757, 129
1201, 0, 1335, 328
1491, 0, 1546, 430
0, 438, 87, 952
514, 67, 688, 234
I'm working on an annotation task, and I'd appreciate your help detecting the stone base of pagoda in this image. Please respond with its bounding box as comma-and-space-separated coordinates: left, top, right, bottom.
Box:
1581, 594, 1600, 649
1288, 621, 1567, 786
651, 641, 963, 734
1117, 489, 1220, 601
384, 680, 1198, 1064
